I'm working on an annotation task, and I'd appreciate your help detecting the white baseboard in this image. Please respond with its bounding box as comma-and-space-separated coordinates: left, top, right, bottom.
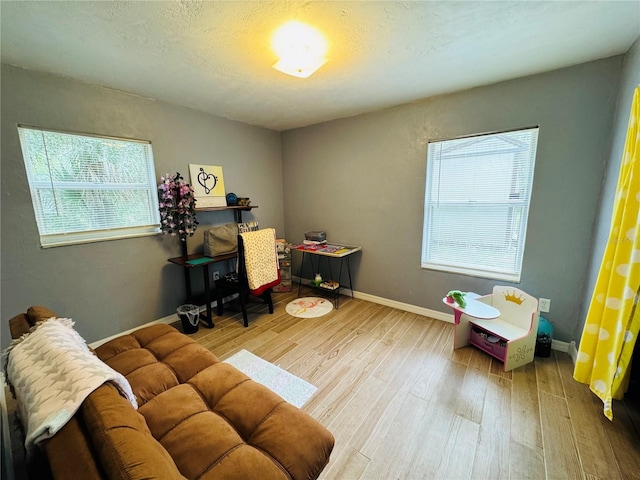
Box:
350, 290, 454, 324
567, 340, 578, 363
551, 339, 570, 353
88, 295, 236, 349
292, 276, 454, 323
93, 281, 401, 349
351, 289, 576, 354
89, 313, 178, 349
90, 287, 576, 359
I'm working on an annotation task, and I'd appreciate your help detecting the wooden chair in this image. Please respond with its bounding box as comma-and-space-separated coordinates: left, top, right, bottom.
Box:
215, 229, 280, 327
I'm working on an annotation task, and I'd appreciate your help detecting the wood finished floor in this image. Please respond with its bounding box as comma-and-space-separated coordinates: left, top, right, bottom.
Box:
189, 291, 640, 480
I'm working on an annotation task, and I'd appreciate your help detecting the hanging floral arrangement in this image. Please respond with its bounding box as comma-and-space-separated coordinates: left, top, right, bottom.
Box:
158, 172, 198, 241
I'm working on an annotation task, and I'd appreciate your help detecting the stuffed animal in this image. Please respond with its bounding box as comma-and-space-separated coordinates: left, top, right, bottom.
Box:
446, 290, 467, 308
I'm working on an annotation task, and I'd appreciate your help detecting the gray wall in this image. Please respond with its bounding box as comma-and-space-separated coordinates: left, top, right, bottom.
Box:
577, 37, 640, 341
1, 53, 631, 349
282, 57, 623, 342
1, 64, 284, 349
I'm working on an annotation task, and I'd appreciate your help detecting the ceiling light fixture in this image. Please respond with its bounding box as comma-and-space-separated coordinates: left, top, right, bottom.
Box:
271, 21, 328, 78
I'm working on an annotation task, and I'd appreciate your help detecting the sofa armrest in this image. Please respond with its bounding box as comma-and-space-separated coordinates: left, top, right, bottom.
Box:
81, 383, 186, 480
9, 306, 59, 339
9, 313, 31, 339
44, 416, 104, 480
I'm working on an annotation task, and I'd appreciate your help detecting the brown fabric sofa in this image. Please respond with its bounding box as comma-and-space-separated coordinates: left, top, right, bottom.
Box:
8, 306, 334, 479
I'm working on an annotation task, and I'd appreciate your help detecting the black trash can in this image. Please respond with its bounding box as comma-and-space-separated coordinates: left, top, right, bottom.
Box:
177, 304, 199, 334
535, 316, 553, 357
535, 334, 552, 357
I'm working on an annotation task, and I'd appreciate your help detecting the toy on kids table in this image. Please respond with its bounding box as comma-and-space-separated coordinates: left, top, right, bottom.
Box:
446, 290, 467, 308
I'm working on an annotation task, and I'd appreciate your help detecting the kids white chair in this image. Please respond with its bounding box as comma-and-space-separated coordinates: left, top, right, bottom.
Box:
453, 286, 540, 371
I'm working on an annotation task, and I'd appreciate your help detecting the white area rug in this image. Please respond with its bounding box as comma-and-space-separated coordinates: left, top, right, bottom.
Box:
286, 297, 334, 318
223, 349, 317, 408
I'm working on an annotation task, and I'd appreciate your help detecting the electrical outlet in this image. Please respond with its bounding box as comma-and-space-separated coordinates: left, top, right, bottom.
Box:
539, 298, 551, 313
213, 271, 220, 281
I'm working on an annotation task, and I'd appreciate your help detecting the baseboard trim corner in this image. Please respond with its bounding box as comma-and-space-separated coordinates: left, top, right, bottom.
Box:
351, 290, 454, 324
567, 340, 578, 363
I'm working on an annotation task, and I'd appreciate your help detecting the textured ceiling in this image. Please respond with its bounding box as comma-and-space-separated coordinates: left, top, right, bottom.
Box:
1, 1, 639, 131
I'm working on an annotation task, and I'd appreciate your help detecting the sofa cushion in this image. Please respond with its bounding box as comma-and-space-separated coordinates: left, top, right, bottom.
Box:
81, 382, 186, 480
140, 383, 286, 479
95, 324, 219, 406
96, 324, 334, 479
140, 363, 334, 480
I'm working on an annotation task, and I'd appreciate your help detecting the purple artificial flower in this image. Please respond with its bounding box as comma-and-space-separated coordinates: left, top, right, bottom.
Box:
157, 172, 199, 241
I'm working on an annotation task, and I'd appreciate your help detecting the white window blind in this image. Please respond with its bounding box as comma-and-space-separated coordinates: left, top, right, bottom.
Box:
421, 127, 539, 282
18, 125, 160, 248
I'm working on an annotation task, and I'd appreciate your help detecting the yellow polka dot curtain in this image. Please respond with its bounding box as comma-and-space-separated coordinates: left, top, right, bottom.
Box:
574, 86, 640, 420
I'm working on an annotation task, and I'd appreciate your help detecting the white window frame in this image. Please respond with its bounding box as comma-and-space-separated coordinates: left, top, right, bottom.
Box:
421, 126, 539, 282
17, 125, 161, 248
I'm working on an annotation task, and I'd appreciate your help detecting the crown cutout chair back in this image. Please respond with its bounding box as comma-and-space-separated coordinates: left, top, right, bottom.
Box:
490, 286, 538, 331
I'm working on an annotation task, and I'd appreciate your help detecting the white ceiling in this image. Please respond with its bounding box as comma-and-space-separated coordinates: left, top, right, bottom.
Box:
1, 1, 639, 131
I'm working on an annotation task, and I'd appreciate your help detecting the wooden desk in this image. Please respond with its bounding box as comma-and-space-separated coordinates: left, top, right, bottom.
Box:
444, 293, 500, 321
168, 205, 259, 327
168, 252, 237, 328
443, 292, 500, 349
295, 244, 362, 308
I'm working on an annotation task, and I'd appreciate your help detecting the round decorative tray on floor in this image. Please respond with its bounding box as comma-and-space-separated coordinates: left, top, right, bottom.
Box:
286, 297, 333, 318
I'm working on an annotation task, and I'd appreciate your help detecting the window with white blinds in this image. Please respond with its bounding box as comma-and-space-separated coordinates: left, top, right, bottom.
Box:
18, 125, 161, 248
421, 127, 539, 282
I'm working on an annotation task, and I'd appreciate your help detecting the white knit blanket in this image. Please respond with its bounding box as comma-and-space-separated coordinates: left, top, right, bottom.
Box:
5, 318, 137, 451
